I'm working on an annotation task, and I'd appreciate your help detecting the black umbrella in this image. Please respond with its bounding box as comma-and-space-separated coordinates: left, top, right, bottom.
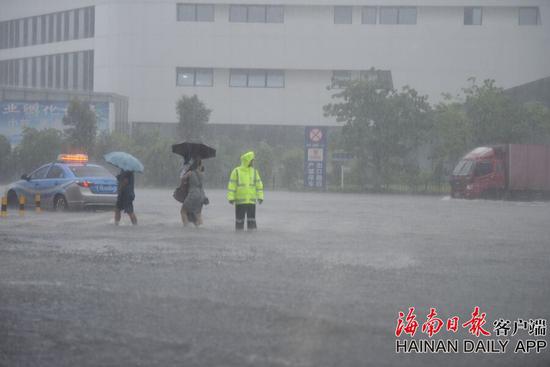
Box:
172, 142, 216, 163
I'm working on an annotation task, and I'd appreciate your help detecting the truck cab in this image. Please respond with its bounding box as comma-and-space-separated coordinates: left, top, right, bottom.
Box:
450, 146, 506, 199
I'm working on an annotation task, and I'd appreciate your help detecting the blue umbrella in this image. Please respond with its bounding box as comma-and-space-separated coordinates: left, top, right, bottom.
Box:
104, 151, 144, 172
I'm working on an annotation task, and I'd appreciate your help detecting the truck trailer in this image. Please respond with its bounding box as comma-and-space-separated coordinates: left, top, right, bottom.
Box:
450, 144, 550, 200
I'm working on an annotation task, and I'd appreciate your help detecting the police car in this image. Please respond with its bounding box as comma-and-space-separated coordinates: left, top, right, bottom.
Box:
5, 154, 118, 211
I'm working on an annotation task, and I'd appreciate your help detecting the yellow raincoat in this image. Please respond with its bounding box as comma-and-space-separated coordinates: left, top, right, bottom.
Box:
227, 151, 264, 204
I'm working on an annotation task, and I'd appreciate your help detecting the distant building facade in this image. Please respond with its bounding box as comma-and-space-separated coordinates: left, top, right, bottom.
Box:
1, 0, 549, 134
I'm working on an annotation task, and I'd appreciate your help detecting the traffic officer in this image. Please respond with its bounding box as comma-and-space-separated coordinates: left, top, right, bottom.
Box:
227, 151, 264, 231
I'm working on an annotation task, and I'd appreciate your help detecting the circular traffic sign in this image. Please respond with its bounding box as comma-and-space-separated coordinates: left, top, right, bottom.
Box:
309, 128, 323, 143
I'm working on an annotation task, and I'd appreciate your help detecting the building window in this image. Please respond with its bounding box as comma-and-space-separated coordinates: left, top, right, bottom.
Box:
362, 7, 377, 24
83, 7, 90, 38
380, 7, 416, 24
56, 13, 62, 42
398, 7, 417, 24
64, 11, 70, 40
519, 7, 540, 25
332, 70, 352, 88
89, 7, 95, 37
55, 54, 61, 88
73, 53, 79, 89
23, 18, 29, 47
22, 58, 28, 86
229, 69, 247, 87
360, 69, 393, 89
464, 7, 482, 25
32, 16, 38, 44
248, 70, 266, 87
31, 57, 37, 87
178, 4, 194, 21
177, 4, 214, 22
266, 6, 284, 23
195, 68, 213, 86
229, 5, 284, 23
47, 55, 54, 88
176, 68, 194, 86
40, 15, 47, 43
14, 20, 20, 47
48, 14, 54, 42
229, 5, 247, 22
379, 7, 398, 24
266, 70, 285, 88
248, 5, 266, 22
40, 56, 46, 87
334, 6, 353, 24
63, 53, 69, 89
196, 4, 214, 21
0, 22, 7, 49
229, 69, 285, 88
176, 68, 213, 86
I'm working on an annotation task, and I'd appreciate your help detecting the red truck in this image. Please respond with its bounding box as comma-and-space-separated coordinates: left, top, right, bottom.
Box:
450, 144, 550, 200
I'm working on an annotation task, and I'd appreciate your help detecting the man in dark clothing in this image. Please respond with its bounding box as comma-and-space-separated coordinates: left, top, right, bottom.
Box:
115, 170, 138, 225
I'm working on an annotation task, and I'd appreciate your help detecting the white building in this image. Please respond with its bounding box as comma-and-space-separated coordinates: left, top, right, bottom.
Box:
1, 0, 549, 130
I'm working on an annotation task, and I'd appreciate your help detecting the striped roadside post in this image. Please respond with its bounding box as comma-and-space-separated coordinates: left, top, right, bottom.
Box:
19, 195, 26, 217
1, 196, 7, 217
35, 194, 41, 213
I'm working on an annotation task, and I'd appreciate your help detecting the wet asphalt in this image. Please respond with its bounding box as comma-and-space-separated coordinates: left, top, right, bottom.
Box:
1, 189, 549, 367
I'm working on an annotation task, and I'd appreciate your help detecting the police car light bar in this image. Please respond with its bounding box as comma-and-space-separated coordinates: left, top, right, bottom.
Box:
57, 154, 89, 163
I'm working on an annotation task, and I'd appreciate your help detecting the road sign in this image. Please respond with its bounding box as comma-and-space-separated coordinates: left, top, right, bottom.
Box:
309, 128, 324, 143
304, 126, 327, 189
332, 151, 354, 161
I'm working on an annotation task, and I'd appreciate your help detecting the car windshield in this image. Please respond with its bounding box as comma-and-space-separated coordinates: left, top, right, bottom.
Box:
452, 160, 474, 176
69, 165, 114, 178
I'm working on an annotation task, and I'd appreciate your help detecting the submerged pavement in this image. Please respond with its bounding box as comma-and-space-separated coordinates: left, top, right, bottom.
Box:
1, 189, 549, 366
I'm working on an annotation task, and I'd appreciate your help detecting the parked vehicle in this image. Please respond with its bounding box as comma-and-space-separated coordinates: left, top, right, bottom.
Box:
450, 144, 550, 200
5, 154, 118, 211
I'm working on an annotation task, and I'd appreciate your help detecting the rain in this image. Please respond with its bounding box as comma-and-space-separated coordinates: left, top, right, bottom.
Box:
1, 1, 550, 366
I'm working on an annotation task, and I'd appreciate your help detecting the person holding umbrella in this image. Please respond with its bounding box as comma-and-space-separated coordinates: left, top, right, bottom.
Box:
115, 170, 137, 225
171, 142, 216, 227
180, 158, 207, 227
104, 151, 144, 226
227, 151, 264, 231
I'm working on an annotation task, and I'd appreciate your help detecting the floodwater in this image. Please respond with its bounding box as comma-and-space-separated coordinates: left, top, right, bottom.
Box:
1, 189, 549, 366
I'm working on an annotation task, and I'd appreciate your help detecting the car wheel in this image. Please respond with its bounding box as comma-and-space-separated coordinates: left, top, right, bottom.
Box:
54, 195, 69, 211
7, 190, 18, 209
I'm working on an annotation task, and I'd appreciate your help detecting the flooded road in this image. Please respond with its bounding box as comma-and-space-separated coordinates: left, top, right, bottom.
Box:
1, 189, 549, 366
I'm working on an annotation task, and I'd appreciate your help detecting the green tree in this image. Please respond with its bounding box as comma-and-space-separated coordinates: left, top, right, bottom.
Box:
324, 81, 432, 190
132, 130, 181, 186
62, 99, 97, 154
14, 127, 63, 173
94, 131, 134, 161
176, 94, 211, 141
463, 79, 520, 145
255, 141, 274, 188
520, 102, 550, 145
280, 148, 303, 190
430, 99, 473, 180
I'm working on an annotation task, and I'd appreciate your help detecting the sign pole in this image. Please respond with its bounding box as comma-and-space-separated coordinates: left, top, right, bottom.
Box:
341, 165, 344, 190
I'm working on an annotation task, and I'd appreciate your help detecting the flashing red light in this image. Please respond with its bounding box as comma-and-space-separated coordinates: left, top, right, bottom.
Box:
58, 154, 88, 163
77, 180, 92, 188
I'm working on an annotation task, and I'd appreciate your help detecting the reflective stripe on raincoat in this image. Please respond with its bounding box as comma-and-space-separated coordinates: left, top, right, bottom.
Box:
227, 151, 264, 204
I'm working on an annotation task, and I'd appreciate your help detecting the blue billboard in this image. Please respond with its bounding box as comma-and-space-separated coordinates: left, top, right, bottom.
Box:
0, 101, 110, 145
304, 126, 327, 189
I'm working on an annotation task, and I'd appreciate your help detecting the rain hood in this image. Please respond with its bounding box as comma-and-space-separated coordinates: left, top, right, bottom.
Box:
240, 151, 255, 167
